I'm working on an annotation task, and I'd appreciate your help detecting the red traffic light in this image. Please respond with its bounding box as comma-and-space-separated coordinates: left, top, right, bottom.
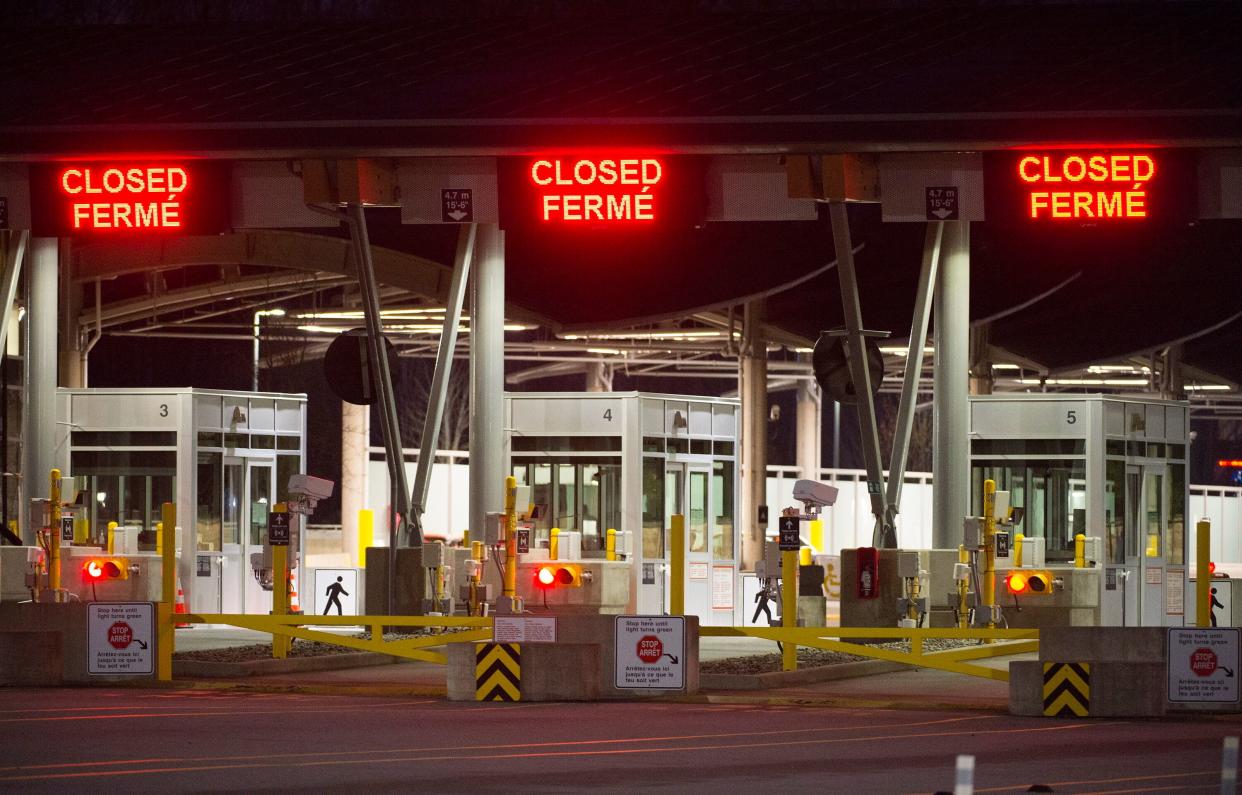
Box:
533, 565, 582, 589
1005, 572, 1029, 594
83, 558, 127, 580
1209, 561, 1217, 576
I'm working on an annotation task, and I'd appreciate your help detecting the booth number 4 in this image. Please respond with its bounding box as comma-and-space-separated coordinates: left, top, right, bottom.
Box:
603, 409, 613, 422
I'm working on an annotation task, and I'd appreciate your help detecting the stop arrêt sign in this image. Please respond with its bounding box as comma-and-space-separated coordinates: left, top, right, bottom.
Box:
636, 635, 663, 664
1191, 647, 1218, 677
108, 621, 133, 650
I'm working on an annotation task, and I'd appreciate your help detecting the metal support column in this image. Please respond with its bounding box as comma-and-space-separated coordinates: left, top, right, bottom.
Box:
21, 238, 58, 543
884, 222, 944, 539
344, 204, 410, 614
795, 360, 821, 481
932, 222, 971, 550
340, 400, 369, 567
469, 224, 505, 543
828, 202, 891, 547
739, 299, 767, 569
410, 223, 476, 545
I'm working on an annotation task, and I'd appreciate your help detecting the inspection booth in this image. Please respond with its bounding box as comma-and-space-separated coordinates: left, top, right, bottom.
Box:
506, 392, 741, 626
55, 388, 307, 616
970, 394, 1188, 627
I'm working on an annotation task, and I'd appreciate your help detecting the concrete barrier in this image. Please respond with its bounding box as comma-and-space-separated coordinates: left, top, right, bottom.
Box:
447, 614, 699, 701
1010, 626, 1241, 717
0, 602, 123, 684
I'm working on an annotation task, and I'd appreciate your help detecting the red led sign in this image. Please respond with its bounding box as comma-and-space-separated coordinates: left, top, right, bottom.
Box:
529, 157, 665, 223
30, 161, 230, 237
1018, 153, 1156, 220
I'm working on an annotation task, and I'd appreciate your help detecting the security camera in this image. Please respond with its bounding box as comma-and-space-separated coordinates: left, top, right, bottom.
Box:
287, 473, 334, 502
793, 479, 839, 510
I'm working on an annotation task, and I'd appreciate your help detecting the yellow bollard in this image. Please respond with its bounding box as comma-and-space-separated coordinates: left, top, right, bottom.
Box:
808, 519, 824, 554
503, 477, 518, 611
1198, 519, 1212, 628
157, 502, 176, 681
271, 503, 290, 659
1074, 533, 1086, 568
462, 529, 470, 547
49, 469, 62, 596
357, 509, 374, 568
781, 549, 798, 671
957, 544, 970, 629
156, 521, 164, 557
798, 546, 812, 567
1014, 533, 1024, 568
106, 521, 118, 554
669, 515, 685, 615
606, 528, 617, 561
983, 479, 997, 631
550, 527, 560, 560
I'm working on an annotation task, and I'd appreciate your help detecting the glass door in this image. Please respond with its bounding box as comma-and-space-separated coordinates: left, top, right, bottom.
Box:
661, 464, 684, 615
243, 459, 275, 614
1140, 466, 1167, 626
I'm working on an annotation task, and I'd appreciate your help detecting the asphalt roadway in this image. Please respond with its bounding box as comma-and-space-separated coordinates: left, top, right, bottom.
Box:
0, 687, 1238, 794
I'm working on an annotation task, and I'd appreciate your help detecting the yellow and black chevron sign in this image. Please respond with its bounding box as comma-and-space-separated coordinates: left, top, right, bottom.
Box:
476, 642, 521, 702
1043, 662, 1090, 717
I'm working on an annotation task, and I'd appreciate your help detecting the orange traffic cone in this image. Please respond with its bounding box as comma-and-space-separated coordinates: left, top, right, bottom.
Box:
174, 574, 190, 628
289, 570, 302, 614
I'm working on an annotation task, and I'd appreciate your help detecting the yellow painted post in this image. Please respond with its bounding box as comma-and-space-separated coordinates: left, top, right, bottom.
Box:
782, 549, 798, 671
798, 546, 812, 567
550, 527, 560, 560
606, 528, 617, 561
271, 503, 290, 658
669, 514, 685, 615
106, 521, 118, 554
1074, 533, 1086, 568
1014, 533, 1024, 568
957, 545, 970, 629
808, 519, 824, 554
49, 469, 62, 595
462, 529, 470, 547
503, 476, 518, 611
1198, 519, 1212, 628
358, 509, 373, 568
983, 479, 997, 630
157, 502, 176, 682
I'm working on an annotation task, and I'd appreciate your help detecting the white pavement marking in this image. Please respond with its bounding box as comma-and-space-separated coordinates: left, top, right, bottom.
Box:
955, 754, 975, 795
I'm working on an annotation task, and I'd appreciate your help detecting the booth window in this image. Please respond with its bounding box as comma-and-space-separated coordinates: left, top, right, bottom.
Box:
642, 457, 664, 558
713, 460, 734, 559
1105, 460, 1126, 564
70, 449, 175, 548
1167, 464, 1185, 564
688, 471, 708, 553
197, 452, 223, 551
972, 459, 1086, 562
511, 459, 620, 553
1144, 470, 1163, 559
223, 462, 243, 546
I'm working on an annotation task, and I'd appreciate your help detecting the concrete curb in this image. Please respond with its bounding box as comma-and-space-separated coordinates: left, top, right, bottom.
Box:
173, 652, 397, 679
700, 659, 913, 690
687, 692, 1009, 713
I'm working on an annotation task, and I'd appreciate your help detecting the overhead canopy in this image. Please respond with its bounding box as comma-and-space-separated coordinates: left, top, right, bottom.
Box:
4, 2, 1242, 383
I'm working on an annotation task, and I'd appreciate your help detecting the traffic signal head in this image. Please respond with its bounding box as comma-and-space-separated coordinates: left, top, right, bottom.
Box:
83, 557, 129, 581
533, 564, 583, 589
1005, 570, 1056, 596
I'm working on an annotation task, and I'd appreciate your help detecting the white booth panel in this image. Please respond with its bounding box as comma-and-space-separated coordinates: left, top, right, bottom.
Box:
249, 398, 276, 431
1166, 406, 1186, 440
641, 399, 665, 433
971, 399, 1087, 438
224, 396, 248, 429
70, 392, 180, 429
195, 395, 223, 428
1145, 404, 1166, 438
689, 402, 712, 436
276, 400, 303, 431
712, 404, 737, 438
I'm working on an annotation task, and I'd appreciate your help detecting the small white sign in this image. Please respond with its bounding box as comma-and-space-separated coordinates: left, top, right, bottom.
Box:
615, 615, 684, 690
314, 569, 358, 616
1168, 627, 1241, 704
688, 562, 709, 580
712, 565, 734, 611
494, 615, 557, 644
88, 602, 154, 675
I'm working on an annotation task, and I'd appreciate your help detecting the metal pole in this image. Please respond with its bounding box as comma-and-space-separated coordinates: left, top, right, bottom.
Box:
410, 223, 476, 545
345, 203, 411, 615
832, 401, 840, 469
828, 202, 890, 548
22, 238, 58, 544
885, 222, 944, 537
251, 312, 261, 392
932, 222, 971, 551
469, 224, 505, 545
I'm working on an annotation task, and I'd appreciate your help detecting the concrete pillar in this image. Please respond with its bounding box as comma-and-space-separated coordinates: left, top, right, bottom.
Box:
469, 224, 505, 540
796, 369, 821, 481
739, 300, 767, 570
57, 244, 83, 389
21, 238, 58, 543
969, 323, 993, 395
932, 222, 971, 550
585, 361, 612, 392
340, 400, 369, 566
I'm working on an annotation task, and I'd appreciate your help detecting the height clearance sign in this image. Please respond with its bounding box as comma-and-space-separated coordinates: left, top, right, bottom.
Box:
30, 161, 230, 236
